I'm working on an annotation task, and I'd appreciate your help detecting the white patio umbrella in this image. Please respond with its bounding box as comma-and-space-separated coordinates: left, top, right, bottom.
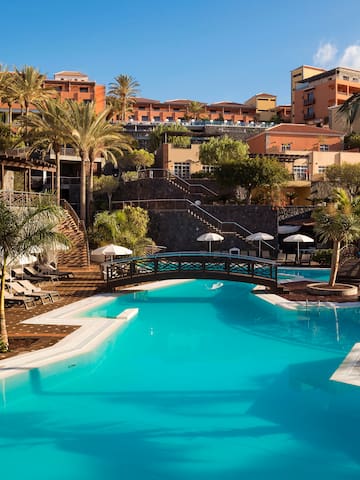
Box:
91, 244, 133, 262
245, 232, 274, 257
283, 234, 314, 261
197, 232, 224, 252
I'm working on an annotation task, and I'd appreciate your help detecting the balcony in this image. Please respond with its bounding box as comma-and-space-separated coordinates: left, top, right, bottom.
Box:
304, 98, 315, 106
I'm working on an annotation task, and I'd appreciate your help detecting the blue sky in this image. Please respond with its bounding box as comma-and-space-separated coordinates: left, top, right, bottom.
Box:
2, 0, 360, 105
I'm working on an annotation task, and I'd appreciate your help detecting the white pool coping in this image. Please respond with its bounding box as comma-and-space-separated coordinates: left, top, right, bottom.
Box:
1, 277, 360, 388
0, 279, 192, 380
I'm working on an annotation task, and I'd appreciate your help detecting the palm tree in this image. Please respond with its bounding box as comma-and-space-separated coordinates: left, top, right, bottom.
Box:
15, 66, 55, 139
187, 100, 205, 120
108, 74, 140, 122
0, 201, 70, 351
64, 101, 133, 223
0, 66, 16, 125
24, 98, 70, 205
337, 93, 360, 134
313, 188, 360, 286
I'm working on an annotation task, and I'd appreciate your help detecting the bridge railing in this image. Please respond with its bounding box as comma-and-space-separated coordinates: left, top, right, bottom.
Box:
104, 252, 278, 287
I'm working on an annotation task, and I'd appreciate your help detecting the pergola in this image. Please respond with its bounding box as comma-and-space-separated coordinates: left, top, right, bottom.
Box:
0, 151, 56, 192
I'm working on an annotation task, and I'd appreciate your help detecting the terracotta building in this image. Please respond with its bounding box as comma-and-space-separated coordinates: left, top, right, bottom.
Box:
0, 70, 106, 121
247, 123, 344, 155
292, 66, 360, 126
126, 98, 257, 124
290, 65, 325, 123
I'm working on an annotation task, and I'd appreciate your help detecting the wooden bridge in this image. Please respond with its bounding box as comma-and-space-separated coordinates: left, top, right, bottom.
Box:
104, 252, 279, 290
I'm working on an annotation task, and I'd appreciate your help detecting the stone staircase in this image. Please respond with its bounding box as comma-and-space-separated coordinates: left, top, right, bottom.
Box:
57, 200, 90, 268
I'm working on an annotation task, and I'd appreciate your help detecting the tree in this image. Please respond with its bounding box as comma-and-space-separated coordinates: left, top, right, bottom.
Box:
0, 201, 70, 351
107, 74, 140, 122
91, 206, 154, 255
14, 66, 54, 138
148, 123, 190, 153
337, 93, 360, 134
187, 101, 205, 120
325, 163, 360, 199
93, 175, 119, 211
313, 188, 360, 287
199, 137, 290, 204
199, 135, 249, 165
63, 101, 133, 223
122, 148, 154, 171
25, 98, 70, 205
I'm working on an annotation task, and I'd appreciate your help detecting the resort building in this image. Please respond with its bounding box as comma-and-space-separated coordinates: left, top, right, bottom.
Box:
0, 70, 106, 122
292, 66, 360, 126
290, 65, 326, 123
125, 98, 257, 124
244, 93, 277, 122
247, 123, 344, 154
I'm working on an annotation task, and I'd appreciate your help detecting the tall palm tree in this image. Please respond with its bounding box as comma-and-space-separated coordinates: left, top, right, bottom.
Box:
64, 101, 133, 223
25, 98, 70, 205
108, 74, 140, 122
15, 66, 55, 139
313, 188, 360, 286
0, 66, 16, 125
0, 201, 70, 351
337, 93, 360, 134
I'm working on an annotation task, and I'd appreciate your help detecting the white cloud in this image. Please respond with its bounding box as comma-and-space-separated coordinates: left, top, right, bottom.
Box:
313, 42, 337, 67
339, 45, 360, 69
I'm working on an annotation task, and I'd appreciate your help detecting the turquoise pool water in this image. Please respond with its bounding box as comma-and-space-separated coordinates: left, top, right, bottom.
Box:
1, 279, 360, 479
278, 267, 330, 283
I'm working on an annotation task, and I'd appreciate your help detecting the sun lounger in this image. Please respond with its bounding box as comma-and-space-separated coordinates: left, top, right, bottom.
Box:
300, 253, 311, 265
17, 279, 61, 302
4, 291, 36, 309
277, 252, 286, 264
24, 266, 58, 281
11, 267, 44, 282
9, 281, 53, 305
36, 264, 74, 279
285, 253, 297, 265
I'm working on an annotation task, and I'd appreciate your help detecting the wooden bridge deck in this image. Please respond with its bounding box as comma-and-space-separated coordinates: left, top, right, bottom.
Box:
104, 252, 279, 290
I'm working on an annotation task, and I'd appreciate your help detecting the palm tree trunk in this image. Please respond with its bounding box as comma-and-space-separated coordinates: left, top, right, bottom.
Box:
80, 153, 88, 223
55, 150, 61, 206
87, 159, 95, 223
0, 258, 9, 352
329, 240, 341, 287
7, 104, 12, 126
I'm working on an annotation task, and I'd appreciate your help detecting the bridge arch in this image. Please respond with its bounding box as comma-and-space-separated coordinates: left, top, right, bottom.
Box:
104, 252, 279, 290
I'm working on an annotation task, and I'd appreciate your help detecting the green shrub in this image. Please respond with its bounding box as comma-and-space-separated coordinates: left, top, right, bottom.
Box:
312, 249, 332, 266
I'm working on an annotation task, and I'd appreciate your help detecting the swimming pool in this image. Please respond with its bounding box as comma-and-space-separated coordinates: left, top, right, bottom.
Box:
1, 279, 360, 479
278, 267, 330, 283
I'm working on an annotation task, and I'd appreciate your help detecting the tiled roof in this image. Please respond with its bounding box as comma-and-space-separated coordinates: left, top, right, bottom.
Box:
55, 71, 87, 76
267, 123, 344, 136
134, 97, 160, 103
164, 99, 194, 104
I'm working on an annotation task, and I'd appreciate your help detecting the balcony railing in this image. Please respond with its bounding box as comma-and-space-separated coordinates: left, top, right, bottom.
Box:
0, 190, 56, 207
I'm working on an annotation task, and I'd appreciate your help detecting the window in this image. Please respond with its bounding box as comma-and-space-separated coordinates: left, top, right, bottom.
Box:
319, 144, 329, 151
80, 87, 89, 93
83, 99, 91, 104
152, 106, 160, 110
318, 166, 327, 174
153, 116, 160, 122
166, 116, 174, 122
202, 165, 215, 174
55, 86, 62, 92
343, 76, 349, 80
281, 143, 291, 152
141, 115, 149, 122
138, 106, 145, 110
174, 162, 190, 178
293, 165, 308, 180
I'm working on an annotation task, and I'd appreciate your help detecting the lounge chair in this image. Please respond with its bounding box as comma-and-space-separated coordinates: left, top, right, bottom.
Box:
9, 281, 53, 305
24, 266, 58, 281
277, 252, 286, 263
11, 267, 45, 282
300, 253, 312, 265
285, 253, 297, 265
4, 291, 36, 309
36, 263, 74, 279
17, 279, 61, 302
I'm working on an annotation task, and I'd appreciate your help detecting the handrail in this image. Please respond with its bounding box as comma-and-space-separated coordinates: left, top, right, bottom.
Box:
60, 198, 81, 227
0, 190, 56, 207
112, 198, 276, 251
138, 168, 218, 197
